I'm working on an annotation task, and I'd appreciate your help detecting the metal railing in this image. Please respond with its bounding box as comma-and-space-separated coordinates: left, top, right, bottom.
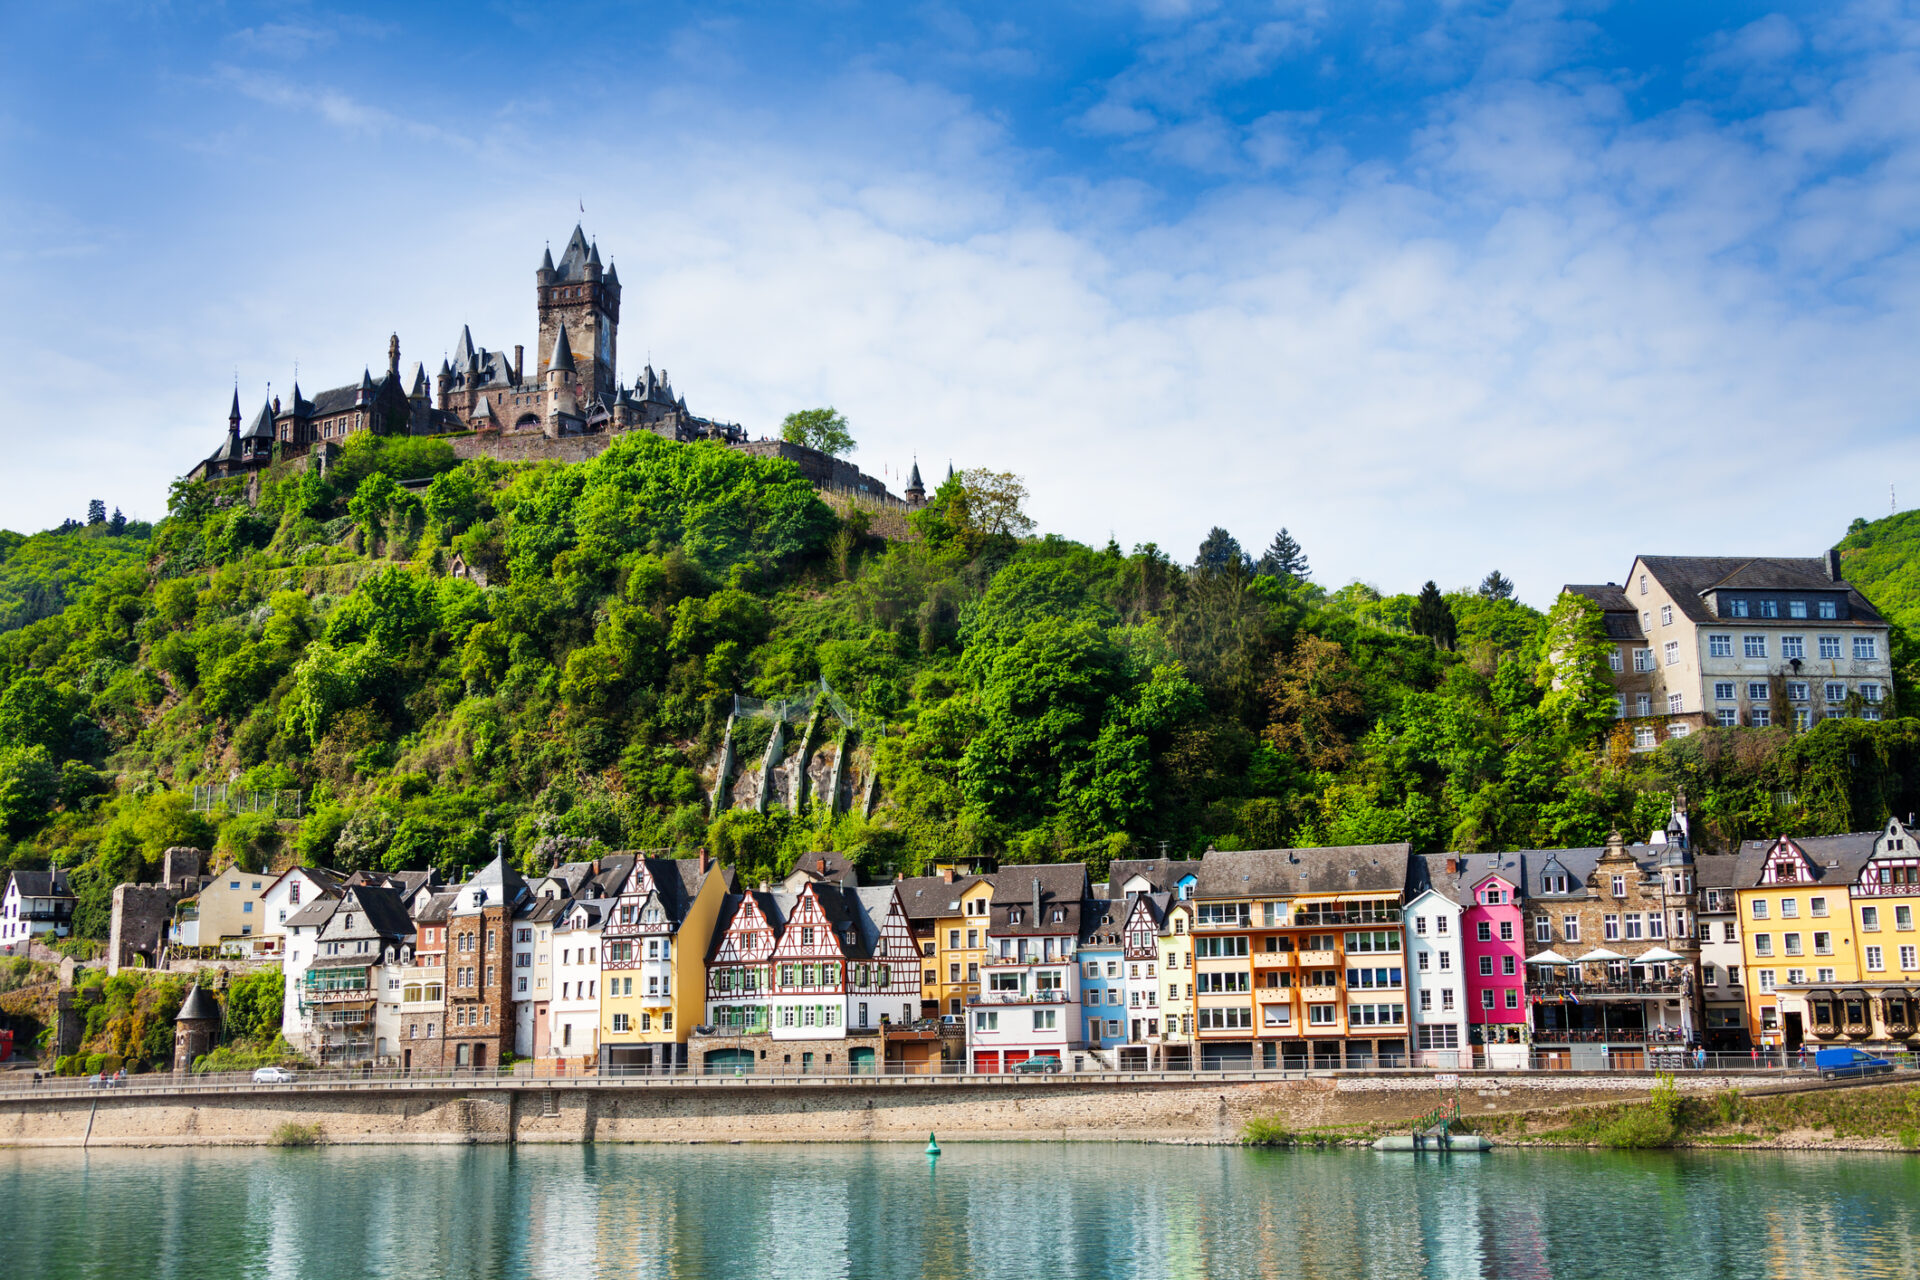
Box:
6, 1052, 1913, 1101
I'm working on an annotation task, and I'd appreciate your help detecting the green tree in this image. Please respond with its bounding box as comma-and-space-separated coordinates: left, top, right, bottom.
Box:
779, 407, 856, 457
87, 499, 106, 526
1194, 527, 1248, 575
0, 675, 69, 756
1255, 528, 1310, 580
1411, 581, 1457, 650
0, 744, 60, 833
1537, 590, 1618, 744
1478, 569, 1515, 601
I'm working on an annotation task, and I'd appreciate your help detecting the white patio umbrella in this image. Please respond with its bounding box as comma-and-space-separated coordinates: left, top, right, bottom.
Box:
1633, 947, 1685, 963
1574, 948, 1628, 962
1526, 950, 1573, 965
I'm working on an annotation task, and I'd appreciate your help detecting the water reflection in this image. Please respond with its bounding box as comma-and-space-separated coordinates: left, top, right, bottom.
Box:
0, 1144, 1915, 1280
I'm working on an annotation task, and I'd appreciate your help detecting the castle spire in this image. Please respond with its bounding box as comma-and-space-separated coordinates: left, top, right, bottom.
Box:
548, 323, 576, 375
228, 386, 241, 428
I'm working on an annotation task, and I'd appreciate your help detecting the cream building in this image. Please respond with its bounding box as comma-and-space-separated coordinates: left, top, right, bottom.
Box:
1567, 552, 1893, 748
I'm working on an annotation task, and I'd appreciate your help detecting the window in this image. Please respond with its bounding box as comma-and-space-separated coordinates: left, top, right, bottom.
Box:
1441, 989, 1455, 1010
1810, 896, 1828, 918
1814, 931, 1832, 955
1758, 970, 1774, 992
1604, 915, 1620, 941
1782, 636, 1805, 660
612, 1013, 629, 1033
1413, 916, 1427, 936
1481, 989, 1496, 1010
1438, 953, 1451, 970
1667, 693, 1684, 714
1747, 681, 1769, 701
1347, 1003, 1404, 1026
1633, 727, 1656, 749
1866, 946, 1885, 972
1498, 920, 1513, 942
1562, 916, 1580, 942
1033, 1009, 1057, 1031
1663, 641, 1679, 666
1717, 710, 1738, 727
1308, 1005, 1336, 1025
1709, 635, 1733, 658
1753, 933, 1773, 956
1633, 649, 1654, 673
1417, 989, 1432, 1011
1501, 956, 1516, 977
1478, 956, 1493, 977
1535, 916, 1550, 943
1714, 681, 1736, 700
1898, 905, 1914, 931
1789, 600, 1808, 619
1418, 1025, 1460, 1050
1751, 900, 1768, 920
1611, 876, 1626, 897
1417, 951, 1430, 971
1780, 898, 1798, 918
1476, 922, 1492, 943
1730, 599, 1750, 617
1435, 917, 1448, 935
1625, 914, 1643, 940
1744, 635, 1767, 658
1862, 683, 1883, 704
1609, 648, 1624, 673
1855, 636, 1879, 661
1660, 604, 1673, 627
1902, 945, 1918, 971
1642, 612, 1651, 630
1263, 1004, 1292, 1027
974, 1011, 997, 1031
1750, 708, 1771, 727
1639, 575, 1647, 595
1784, 933, 1802, 957
1761, 600, 1781, 619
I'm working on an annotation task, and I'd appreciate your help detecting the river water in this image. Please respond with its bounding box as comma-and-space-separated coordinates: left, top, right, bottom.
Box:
0, 1143, 1915, 1279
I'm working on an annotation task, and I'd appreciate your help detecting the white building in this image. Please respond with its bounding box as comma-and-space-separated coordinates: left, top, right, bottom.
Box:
280, 895, 342, 1049
1695, 851, 1748, 1052
1405, 857, 1466, 1068
551, 900, 606, 1066
966, 866, 1092, 1072
0, 870, 74, 953
259, 865, 341, 943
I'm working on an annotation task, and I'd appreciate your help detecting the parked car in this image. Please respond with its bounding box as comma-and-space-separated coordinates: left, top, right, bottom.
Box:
1814, 1047, 1893, 1080
252, 1066, 299, 1084
1013, 1055, 1063, 1074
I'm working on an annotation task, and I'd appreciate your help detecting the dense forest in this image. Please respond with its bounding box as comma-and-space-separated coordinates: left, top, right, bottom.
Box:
4, 429, 1920, 938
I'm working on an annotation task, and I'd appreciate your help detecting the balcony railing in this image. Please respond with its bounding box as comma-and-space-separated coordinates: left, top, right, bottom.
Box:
1534, 978, 1684, 998
1253, 952, 1293, 967
1298, 950, 1335, 967
967, 991, 1073, 1006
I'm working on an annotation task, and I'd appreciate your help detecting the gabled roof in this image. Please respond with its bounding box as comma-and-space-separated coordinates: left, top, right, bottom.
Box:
891, 874, 982, 923
1636, 556, 1883, 626
1194, 845, 1411, 897
327, 885, 413, 941
1404, 854, 1463, 905
787, 852, 858, 887
284, 897, 340, 930
1107, 859, 1201, 895
412, 891, 456, 924
1732, 832, 1881, 889
263, 864, 344, 900
467, 852, 527, 901
5, 869, 73, 898
552, 224, 593, 282
986, 864, 1090, 935
241, 399, 276, 440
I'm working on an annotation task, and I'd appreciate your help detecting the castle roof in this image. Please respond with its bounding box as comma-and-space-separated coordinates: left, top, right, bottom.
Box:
241, 398, 276, 441
176, 983, 220, 1024
548, 323, 577, 374
542, 245, 555, 273
228, 388, 241, 424
472, 394, 495, 421
552, 225, 593, 283
907, 461, 923, 490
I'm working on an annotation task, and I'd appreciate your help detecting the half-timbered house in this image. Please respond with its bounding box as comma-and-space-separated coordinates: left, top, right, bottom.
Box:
298, 885, 412, 1066
599, 851, 733, 1072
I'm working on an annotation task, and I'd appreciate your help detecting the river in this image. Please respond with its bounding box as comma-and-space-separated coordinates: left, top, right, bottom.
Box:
0, 1143, 1915, 1278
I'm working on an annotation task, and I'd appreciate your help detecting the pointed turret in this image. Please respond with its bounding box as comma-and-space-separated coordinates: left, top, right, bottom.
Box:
242, 398, 276, 440
606, 260, 619, 285
356, 368, 374, 406
555, 224, 592, 280
905, 460, 925, 505
454, 325, 477, 370
548, 323, 577, 375
472, 394, 496, 424
228, 387, 242, 429
588, 240, 601, 268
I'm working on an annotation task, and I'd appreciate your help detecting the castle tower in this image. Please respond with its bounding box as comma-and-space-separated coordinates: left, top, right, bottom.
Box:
905, 460, 925, 506
173, 983, 220, 1075
545, 323, 580, 434
536, 225, 619, 405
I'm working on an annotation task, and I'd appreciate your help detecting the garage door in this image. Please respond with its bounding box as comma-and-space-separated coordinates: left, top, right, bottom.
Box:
973, 1051, 1001, 1073
1002, 1051, 1030, 1071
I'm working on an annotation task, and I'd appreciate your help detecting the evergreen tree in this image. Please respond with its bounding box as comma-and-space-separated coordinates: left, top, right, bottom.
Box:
1411, 581, 1456, 650
1255, 528, 1310, 580
1478, 569, 1515, 601
85, 500, 106, 526
1194, 527, 1248, 575
107, 508, 127, 536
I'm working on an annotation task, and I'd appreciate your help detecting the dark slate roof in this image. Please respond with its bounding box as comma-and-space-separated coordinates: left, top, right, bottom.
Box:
1638, 556, 1883, 626
1107, 859, 1201, 894
468, 852, 528, 903
1194, 845, 1412, 897
548, 323, 577, 374
1693, 853, 1742, 893
6, 870, 73, 898
589, 855, 635, 898
338, 885, 413, 940
1731, 832, 1881, 890
891, 874, 983, 923
411, 891, 456, 925
987, 864, 1091, 935
242, 399, 276, 440
789, 852, 858, 887
558, 899, 607, 930
284, 898, 340, 930
176, 984, 220, 1023
852, 886, 899, 955
1565, 584, 1646, 640
1405, 854, 1464, 905
1080, 897, 1128, 947
552, 225, 592, 282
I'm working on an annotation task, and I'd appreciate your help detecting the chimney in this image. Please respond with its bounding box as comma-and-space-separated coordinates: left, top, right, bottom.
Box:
1825, 548, 1842, 582
894, 871, 903, 883
1032, 877, 1042, 924
514, 345, 524, 382
698, 848, 711, 875
941, 867, 955, 884
817, 857, 827, 875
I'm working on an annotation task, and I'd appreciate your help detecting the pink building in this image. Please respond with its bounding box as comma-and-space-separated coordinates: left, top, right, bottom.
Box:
1461, 865, 1527, 1066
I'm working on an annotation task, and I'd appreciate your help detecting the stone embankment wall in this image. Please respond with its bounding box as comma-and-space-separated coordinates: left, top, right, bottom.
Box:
0, 1073, 1737, 1149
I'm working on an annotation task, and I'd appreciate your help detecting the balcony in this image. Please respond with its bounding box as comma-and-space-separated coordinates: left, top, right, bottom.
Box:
1532, 978, 1684, 1000
1253, 952, 1293, 968
982, 951, 1071, 967
1194, 913, 1253, 932
1297, 950, 1335, 967
1532, 1027, 1687, 1045
1300, 986, 1338, 1002
967, 991, 1073, 1007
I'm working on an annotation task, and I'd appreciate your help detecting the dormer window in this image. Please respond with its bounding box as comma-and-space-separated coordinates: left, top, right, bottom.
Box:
1009, 909, 1023, 924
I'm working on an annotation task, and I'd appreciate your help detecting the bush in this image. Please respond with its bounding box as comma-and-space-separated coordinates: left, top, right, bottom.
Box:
193, 1034, 309, 1074
1243, 1115, 1297, 1146
1599, 1106, 1677, 1149
270, 1121, 321, 1147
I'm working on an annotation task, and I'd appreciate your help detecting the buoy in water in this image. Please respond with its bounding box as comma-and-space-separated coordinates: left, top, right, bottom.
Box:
925, 1132, 941, 1157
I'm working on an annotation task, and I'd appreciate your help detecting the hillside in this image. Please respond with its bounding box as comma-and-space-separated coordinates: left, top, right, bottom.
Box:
4, 429, 1919, 932
1839, 509, 1920, 634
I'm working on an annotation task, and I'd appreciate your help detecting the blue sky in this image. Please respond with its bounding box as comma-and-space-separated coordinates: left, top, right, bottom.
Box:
6, 1, 1920, 604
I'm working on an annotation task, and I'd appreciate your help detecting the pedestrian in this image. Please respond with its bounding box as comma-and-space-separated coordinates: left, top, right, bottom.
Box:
1694, 1045, 1706, 1071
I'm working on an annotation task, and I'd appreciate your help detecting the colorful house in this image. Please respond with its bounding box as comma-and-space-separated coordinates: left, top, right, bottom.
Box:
599, 852, 733, 1072
967, 864, 1091, 1073
1404, 855, 1465, 1068
1460, 854, 1528, 1068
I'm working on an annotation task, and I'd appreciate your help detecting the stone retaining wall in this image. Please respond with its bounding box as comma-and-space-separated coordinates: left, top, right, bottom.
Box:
0, 1073, 1708, 1149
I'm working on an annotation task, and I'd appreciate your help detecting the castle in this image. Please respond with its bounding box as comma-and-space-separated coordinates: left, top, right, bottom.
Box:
191, 226, 921, 506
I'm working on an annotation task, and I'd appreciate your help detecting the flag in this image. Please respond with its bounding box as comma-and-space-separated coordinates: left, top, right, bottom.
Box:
1567, 989, 1580, 1005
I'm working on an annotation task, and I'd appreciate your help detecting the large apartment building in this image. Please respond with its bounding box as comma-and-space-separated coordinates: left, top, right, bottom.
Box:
1567, 552, 1893, 748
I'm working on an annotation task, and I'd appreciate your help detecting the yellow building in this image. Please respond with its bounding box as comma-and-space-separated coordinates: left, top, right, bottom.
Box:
1734, 832, 1871, 1053
898, 870, 994, 1018
600, 853, 733, 1072
170, 865, 271, 955
1156, 899, 1195, 1068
